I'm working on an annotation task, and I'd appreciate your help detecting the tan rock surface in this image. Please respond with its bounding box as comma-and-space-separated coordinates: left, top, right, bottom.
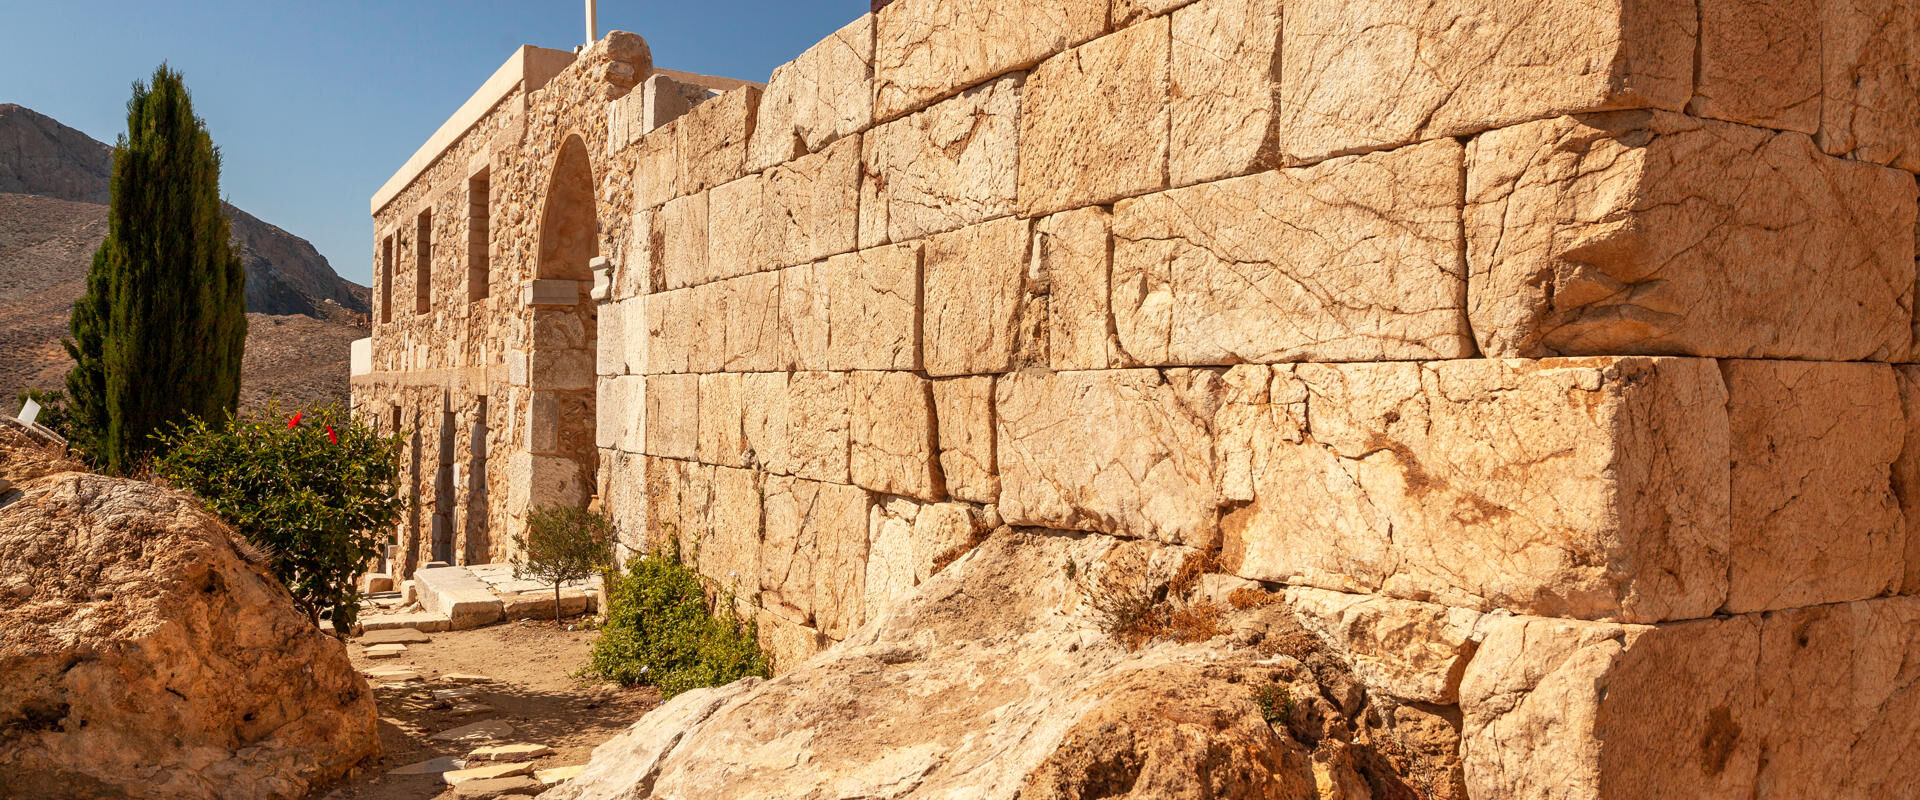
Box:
704, 176, 767, 283
1017, 17, 1169, 217
850, 371, 943, 501
1817, 0, 1920, 171
657, 192, 708, 290
860, 75, 1021, 248
922, 216, 1043, 376
740, 371, 790, 474
1038, 206, 1116, 371
696, 372, 746, 468
764, 135, 861, 269
1278, 0, 1695, 164
748, 15, 876, 172
1467, 111, 1917, 361
1282, 587, 1481, 705
1724, 361, 1902, 613
675, 87, 759, 194
1220, 358, 1730, 623
997, 369, 1218, 546
1169, 0, 1283, 187
645, 288, 691, 375
687, 466, 763, 600
645, 372, 699, 461
0, 449, 378, 799
1112, 139, 1472, 366
760, 476, 874, 629
824, 243, 921, 371
776, 262, 831, 371
1898, 366, 1920, 595
873, 0, 1106, 121
931, 376, 999, 504
1693, 0, 1821, 133
785, 371, 853, 484
634, 120, 680, 209
720, 271, 780, 372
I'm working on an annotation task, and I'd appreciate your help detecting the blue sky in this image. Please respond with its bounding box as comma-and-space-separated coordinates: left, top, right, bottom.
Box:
0, 0, 864, 287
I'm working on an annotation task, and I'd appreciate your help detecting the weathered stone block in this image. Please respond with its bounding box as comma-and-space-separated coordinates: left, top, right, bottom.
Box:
786, 371, 852, 484
1282, 587, 1481, 705
741, 372, 789, 474
645, 288, 691, 375
659, 191, 709, 290
706, 176, 768, 282
778, 262, 831, 371
748, 14, 876, 172
721, 271, 781, 372
685, 280, 727, 374
596, 300, 627, 378
873, 0, 1106, 121
1724, 361, 1902, 613
1111, 0, 1202, 26
697, 372, 747, 468
931, 376, 998, 504
689, 466, 763, 601
1817, 0, 1920, 171
620, 296, 648, 377
1467, 111, 1917, 361
595, 377, 620, 450
1221, 358, 1729, 623
765, 135, 861, 268
1693, 0, 1821, 134
645, 372, 699, 461
1278, 0, 1696, 164
997, 369, 1217, 546
1038, 207, 1115, 371
923, 216, 1042, 376
635, 121, 679, 209
860, 75, 1021, 248
1898, 366, 1920, 595
761, 476, 873, 636
865, 497, 920, 622
643, 456, 686, 550
1168, 0, 1282, 187
1112, 139, 1472, 366
1018, 17, 1169, 217
415, 567, 506, 631
824, 244, 920, 371
850, 371, 942, 501
676, 86, 760, 193
756, 606, 828, 674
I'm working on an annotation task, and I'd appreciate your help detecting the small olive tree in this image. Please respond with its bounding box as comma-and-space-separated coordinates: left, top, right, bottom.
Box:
155, 403, 402, 633
513, 504, 615, 623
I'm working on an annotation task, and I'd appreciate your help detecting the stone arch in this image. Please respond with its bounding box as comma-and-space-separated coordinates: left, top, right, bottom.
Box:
536, 133, 599, 281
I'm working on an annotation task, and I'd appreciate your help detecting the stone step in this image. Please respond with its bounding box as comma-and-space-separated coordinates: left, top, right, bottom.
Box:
359, 627, 431, 645
415, 566, 505, 630
359, 611, 452, 633
444, 761, 533, 786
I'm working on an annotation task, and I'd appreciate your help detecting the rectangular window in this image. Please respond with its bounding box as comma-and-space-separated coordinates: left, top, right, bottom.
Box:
467, 171, 491, 302
415, 208, 433, 314
380, 234, 395, 324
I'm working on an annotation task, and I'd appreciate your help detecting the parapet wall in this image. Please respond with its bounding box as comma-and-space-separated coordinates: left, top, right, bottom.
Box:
585, 1, 1919, 797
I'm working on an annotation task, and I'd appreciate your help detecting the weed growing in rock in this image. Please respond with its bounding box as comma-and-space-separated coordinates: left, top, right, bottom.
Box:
1254, 684, 1293, 726
513, 504, 615, 623
589, 541, 770, 698
154, 402, 402, 632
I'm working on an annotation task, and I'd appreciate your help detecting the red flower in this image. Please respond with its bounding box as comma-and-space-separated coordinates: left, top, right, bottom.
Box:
326, 425, 338, 444
287, 412, 303, 429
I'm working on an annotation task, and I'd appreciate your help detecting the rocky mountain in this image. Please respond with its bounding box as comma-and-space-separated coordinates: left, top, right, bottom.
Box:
0, 103, 369, 409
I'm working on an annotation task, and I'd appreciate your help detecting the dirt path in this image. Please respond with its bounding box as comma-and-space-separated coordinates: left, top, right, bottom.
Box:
314, 620, 659, 799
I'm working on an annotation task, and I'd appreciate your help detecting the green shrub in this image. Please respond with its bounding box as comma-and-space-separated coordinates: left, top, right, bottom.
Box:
589, 543, 770, 698
513, 504, 615, 622
154, 403, 403, 632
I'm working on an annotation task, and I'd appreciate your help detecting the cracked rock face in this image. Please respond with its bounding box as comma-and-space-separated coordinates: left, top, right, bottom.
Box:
0, 431, 379, 799
542, 530, 1459, 800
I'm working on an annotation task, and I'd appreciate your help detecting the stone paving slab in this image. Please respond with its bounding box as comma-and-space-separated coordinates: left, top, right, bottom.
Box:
359, 627, 431, 645
390, 756, 462, 775
452, 775, 542, 797
445, 761, 534, 785
360, 611, 452, 633
415, 567, 505, 630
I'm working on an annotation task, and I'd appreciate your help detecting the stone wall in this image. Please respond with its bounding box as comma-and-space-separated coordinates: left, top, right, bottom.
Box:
587, 1, 1920, 798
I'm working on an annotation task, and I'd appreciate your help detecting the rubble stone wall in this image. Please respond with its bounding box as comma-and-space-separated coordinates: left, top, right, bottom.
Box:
587, 1, 1920, 798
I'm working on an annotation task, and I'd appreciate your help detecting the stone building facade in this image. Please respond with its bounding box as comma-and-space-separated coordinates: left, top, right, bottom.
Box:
359, 1, 1920, 796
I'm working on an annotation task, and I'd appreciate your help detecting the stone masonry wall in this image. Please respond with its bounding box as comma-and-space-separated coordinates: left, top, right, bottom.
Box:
589, 2, 1920, 798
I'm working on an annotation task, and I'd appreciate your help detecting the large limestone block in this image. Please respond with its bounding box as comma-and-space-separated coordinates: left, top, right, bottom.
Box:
1899, 366, 1920, 594
1467, 111, 1917, 361
685, 280, 727, 374
760, 476, 873, 637
620, 296, 649, 377
1037, 207, 1116, 372
765, 135, 862, 268
1111, 0, 1203, 26
1693, 0, 1822, 133
721, 271, 781, 372
1220, 358, 1730, 623
1818, 0, 1920, 171
596, 300, 627, 378
1017, 17, 1169, 217
1278, 0, 1696, 164
1112, 139, 1473, 366
706, 176, 768, 283
658, 191, 709, 290
748, 14, 876, 172
676, 87, 760, 194
923, 216, 1044, 376
777, 262, 831, 371
635, 121, 679, 209
1724, 361, 1902, 613
850, 371, 943, 501
1282, 587, 1481, 705
1168, 0, 1282, 187
931, 376, 999, 504
873, 0, 1106, 121
643, 456, 687, 550
697, 373, 747, 468
997, 369, 1217, 546
824, 244, 921, 371
742, 371, 790, 474
645, 288, 692, 375
756, 606, 828, 674
689, 466, 763, 600
865, 497, 920, 622
786, 371, 853, 484
860, 75, 1022, 248
645, 372, 699, 461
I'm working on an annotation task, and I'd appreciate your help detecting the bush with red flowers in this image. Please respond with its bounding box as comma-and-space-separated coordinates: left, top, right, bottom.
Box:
154, 402, 403, 633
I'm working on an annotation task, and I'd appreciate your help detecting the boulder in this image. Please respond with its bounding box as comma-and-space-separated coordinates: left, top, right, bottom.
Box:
0, 427, 379, 799
542, 529, 1457, 799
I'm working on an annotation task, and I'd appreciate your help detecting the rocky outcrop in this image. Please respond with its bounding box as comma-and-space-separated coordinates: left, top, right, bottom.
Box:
543, 529, 1460, 800
0, 425, 379, 799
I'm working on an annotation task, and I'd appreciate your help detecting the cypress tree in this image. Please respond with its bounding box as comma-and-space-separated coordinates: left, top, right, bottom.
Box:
64, 65, 247, 474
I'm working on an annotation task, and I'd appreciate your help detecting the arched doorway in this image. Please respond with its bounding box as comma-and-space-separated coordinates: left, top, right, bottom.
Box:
538, 135, 598, 281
